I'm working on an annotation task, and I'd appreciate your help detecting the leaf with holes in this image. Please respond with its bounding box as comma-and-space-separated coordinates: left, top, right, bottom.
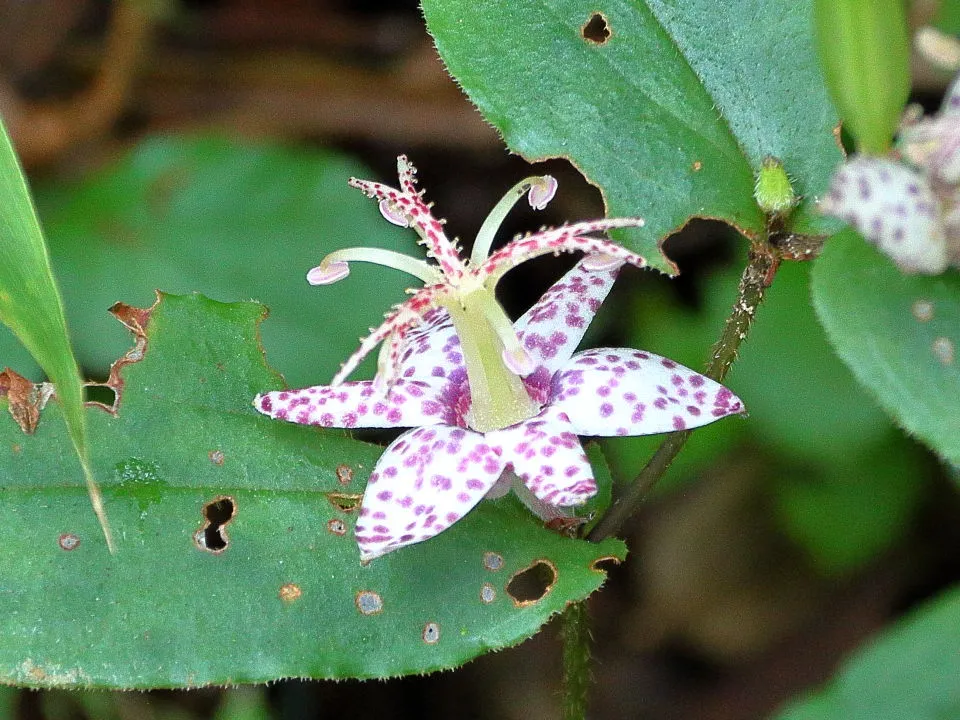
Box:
811, 231, 960, 467
422, 0, 842, 271
773, 585, 960, 720
0, 293, 624, 688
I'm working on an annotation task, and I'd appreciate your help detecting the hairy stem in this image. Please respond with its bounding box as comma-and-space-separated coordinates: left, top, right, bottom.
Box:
560, 601, 592, 720
589, 244, 778, 541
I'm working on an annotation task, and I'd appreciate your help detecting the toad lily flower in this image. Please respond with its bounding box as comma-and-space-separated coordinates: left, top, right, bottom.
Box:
255, 160, 744, 560
256, 260, 743, 560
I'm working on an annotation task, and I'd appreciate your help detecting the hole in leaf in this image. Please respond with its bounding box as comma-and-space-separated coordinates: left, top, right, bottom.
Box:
582, 13, 611, 44
422, 622, 440, 644
327, 493, 361, 513
336, 464, 354, 486
327, 519, 347, 536
506, 559, 557, 606
482, 552, 504, 571
208, 449, 225, 465
58, 533, 81, 551
590, 555, 622, 574
83, 384, 116, 409
194, 496, 236, 553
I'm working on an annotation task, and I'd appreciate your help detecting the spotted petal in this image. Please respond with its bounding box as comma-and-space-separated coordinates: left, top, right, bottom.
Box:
819, 157, 948, 274
514, 259, 621, 374
395, 306, 463, 382
493, 407, 596, 507
551, 348, 744, 436
254, 378, 454, 428
356, 425, 506, 561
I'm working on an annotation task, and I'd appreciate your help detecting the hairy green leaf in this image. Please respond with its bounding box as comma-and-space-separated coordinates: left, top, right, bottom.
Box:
774, 585, 960, 719
422, 0, 842, 271
0, 293, 623, 688
812, 231, 960, 466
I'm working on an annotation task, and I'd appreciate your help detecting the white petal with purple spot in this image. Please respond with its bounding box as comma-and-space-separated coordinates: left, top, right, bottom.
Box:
356, 425, 506, 561
395, 307, 464, 383
819, 157, 948, 274
514, 259, 621, 375
254, 378, 453, 429
493, 408, 595, 507
551, 348, 744, 436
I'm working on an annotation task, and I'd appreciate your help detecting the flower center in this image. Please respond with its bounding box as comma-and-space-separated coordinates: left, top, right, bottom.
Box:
442, 287, 540, 433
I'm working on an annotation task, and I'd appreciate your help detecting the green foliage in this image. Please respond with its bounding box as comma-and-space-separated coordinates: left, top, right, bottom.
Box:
812, 231, 960, 467
0, 292, 623, 687
422, 0, 842, 271
10, 135, 420, 389
774, 584, 960, 719
771, 435, 924, 576
813, 0, 910, 153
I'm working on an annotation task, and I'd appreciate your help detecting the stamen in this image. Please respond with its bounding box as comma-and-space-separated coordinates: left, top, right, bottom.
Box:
321, 247, 442, 285
307, 261, 350, 285
379, 199, 410, 227
502, 347, 536, 376
581, 253, 624, 271
471, 175, 557, 266
527, 175, 558, 210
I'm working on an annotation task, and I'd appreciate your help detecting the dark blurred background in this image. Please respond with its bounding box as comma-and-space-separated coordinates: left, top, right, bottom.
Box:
0, 1, 958, 718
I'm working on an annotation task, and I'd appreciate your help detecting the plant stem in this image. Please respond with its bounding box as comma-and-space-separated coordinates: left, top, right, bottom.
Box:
560, 600, 592, 720
588, 244, 779, 542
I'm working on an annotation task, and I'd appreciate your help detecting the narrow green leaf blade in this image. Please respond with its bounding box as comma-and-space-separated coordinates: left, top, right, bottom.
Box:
0, 293, 624, 687
422, 0, 842, 270
0, 117, 110, 548
811, 231, 960, 466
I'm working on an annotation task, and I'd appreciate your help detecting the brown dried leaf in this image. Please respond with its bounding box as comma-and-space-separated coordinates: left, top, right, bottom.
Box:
0, 367, 54, 434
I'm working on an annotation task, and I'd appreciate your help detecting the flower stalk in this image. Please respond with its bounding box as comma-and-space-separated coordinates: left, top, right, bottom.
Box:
560, 600, 592, 720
